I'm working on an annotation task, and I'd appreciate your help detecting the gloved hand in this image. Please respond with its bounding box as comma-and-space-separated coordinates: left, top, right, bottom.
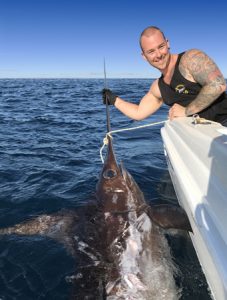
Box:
102, 88, 117, 105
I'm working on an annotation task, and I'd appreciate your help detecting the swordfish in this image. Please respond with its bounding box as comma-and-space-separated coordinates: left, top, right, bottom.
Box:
0, 104, 191, 300
93, 122, 191, 299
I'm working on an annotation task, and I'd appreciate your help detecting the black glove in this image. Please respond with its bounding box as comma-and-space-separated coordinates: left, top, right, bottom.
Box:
102, 88, 117, 105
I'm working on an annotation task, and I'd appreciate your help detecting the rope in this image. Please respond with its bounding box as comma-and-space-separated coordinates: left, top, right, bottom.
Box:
100, 119, 167, 163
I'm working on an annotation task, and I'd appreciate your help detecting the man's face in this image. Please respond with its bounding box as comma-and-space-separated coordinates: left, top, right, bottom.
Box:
141, 30, 170, 71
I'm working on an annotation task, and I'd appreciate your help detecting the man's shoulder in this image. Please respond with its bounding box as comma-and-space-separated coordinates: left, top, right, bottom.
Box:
181, 49, 206, 60
179, 49, 208, 77
151, 78, 159, 89
149, 79, 162, 100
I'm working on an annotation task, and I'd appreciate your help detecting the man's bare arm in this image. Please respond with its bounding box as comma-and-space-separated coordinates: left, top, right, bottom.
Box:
115, 80, 163, 120
179, 49, 226, 116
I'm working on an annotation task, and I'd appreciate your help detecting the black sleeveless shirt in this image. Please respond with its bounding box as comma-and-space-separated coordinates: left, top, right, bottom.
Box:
158, 52, 227, 123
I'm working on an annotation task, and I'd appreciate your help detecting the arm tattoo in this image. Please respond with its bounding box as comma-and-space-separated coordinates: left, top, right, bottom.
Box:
179, 50, 226, 116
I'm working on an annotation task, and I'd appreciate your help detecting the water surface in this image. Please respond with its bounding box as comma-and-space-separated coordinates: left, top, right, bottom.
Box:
0, 79, 211, 299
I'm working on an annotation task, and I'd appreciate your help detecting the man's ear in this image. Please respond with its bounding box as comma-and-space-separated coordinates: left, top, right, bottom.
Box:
166, 39, 170, 49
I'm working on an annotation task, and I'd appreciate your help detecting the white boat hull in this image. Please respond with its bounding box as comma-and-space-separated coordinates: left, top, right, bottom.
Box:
161, 117, 227, 300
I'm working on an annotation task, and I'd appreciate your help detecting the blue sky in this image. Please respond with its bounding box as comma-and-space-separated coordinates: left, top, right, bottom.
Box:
1, 0, 227, 78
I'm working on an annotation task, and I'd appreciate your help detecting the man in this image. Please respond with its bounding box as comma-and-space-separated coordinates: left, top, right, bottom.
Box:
102, 26, 227, 126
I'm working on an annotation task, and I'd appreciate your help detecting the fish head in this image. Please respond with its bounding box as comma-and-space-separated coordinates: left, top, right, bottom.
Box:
96, 137, 145, 215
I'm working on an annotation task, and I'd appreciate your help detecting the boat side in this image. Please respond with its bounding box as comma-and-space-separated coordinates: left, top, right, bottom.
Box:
161, 117, 227, 300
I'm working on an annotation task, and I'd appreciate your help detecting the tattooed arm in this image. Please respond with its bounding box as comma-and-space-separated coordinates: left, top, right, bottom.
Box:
179, 49, 226, 116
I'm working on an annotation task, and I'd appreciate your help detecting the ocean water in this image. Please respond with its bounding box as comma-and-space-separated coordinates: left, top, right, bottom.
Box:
0, 79, 211, 299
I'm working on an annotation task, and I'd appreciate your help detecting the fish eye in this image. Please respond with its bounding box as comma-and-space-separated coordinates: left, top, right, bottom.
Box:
103, 169, 117, 179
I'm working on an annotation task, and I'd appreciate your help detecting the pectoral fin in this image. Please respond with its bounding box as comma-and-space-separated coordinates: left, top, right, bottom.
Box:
0, 209, 80, 256
147, 204, 192, 232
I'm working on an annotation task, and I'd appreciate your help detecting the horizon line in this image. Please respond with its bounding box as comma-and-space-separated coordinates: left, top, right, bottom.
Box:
0, 77, 156, 80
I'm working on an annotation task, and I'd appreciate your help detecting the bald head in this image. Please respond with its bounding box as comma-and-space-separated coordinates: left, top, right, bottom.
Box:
140, 26, 166, 51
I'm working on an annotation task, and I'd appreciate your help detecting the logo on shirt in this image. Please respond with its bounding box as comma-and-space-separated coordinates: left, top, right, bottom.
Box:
175, 84, 189, 94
